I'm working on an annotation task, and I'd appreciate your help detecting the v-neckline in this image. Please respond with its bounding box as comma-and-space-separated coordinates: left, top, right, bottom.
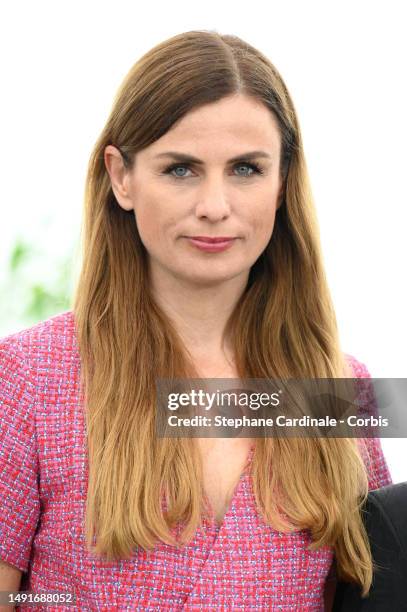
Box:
203, 442, 256, 531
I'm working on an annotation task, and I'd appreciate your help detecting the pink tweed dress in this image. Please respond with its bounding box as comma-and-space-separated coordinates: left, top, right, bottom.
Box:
0, 311, 392, 610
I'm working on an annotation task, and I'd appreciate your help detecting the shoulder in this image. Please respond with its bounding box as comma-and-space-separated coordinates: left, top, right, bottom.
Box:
343, 353, 371, 378
0, 311, 80, 403
0, 310, 78, 371
0, 310, 77, 354
342, 354, 393, 490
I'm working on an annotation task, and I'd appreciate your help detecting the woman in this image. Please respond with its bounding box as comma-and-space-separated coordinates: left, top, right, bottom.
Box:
0, 30, 392, 610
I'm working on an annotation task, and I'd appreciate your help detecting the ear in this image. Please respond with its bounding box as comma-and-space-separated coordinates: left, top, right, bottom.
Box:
104, 145, 134, 211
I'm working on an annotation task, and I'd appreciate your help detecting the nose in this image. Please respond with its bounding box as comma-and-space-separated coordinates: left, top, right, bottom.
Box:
194, 176, 232, 222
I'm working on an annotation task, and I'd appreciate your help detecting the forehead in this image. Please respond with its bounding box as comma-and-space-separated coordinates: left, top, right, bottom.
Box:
142, 94, 282, 160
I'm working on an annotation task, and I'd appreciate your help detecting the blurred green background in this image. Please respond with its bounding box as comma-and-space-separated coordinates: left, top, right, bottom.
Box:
0, 235, 80, 337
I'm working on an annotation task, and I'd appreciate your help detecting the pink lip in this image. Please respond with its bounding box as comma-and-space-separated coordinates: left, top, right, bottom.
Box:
190, 236, 235, 243
185, 236, 237, 253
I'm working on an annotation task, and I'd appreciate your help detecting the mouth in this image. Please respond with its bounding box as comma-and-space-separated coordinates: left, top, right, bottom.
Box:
184, 236, 237, 253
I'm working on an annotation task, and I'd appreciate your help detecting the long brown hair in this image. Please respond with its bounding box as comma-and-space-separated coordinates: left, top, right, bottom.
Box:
72, 30, 373, 595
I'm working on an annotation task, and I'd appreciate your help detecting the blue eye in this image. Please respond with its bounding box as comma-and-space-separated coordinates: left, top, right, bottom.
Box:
162, 162, 264, 179
234, 163, 263, 177
168, 165, 191, 178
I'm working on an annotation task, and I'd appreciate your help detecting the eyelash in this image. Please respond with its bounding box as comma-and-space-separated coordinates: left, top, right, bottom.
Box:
162, 161, 265, 179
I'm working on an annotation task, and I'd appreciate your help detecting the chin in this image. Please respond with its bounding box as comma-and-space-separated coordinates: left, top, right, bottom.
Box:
178, 267, 249, 287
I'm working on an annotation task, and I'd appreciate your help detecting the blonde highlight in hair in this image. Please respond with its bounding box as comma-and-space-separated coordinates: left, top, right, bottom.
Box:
72, 30, 373, 597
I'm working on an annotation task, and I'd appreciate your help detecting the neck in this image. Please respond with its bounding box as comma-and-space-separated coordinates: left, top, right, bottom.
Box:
149, 265, 249, 363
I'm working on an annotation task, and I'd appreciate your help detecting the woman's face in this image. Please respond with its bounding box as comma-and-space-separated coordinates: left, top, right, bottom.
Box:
105, 93, 284, 288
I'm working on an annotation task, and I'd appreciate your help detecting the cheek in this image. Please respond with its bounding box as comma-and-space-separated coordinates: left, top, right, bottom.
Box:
248, 202, 277, 240
133, 199, 177, 250
133, 199, 157, 247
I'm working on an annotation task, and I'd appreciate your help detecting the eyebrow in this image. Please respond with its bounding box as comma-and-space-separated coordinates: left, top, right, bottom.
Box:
153, 150, 272, 164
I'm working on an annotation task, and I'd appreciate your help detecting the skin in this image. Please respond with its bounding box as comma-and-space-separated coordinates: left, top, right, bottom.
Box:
104, 93, 284, 373
0, 559, 21, 610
